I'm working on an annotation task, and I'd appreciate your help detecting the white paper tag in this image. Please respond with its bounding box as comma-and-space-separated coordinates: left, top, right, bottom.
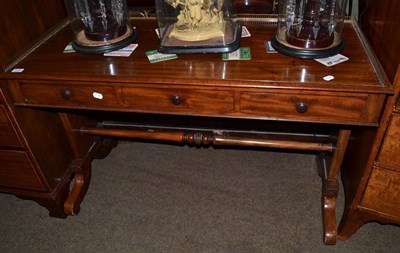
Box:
63, 42, 76, 53
315, 54, 349, 67
323, 75, 335, 81
11, 68, 24, 73
241, 26, 251, 38
265, 40, 278, 53
92, 92, 103, 99
104, 44, 138, 57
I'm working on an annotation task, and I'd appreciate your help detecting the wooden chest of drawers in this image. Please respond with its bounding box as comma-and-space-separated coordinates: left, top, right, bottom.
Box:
337, 0, 400, 240
0, 86, 44, 191
0, 80, 99, 217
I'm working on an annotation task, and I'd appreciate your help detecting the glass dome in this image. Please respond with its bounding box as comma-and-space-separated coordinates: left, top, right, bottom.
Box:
155, 0, 242, 54
271, 0, 348, 58
64, 0, 136, 54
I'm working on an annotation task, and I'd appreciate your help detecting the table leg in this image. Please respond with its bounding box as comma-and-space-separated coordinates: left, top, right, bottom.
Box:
322, 129, 351, 244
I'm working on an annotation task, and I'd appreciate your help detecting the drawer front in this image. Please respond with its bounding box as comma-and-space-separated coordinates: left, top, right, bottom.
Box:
18, 82, 119, 108
0, 105, 22, 148
240, 92, 368, 122
0, 150, 45, 191
378, 113, 400, 170
361, 167, 400, 218
396, 96, 400, 111
123, 87, 235, 114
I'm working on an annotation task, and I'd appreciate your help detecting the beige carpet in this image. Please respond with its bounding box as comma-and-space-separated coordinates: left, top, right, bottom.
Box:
1, 141, 399, 252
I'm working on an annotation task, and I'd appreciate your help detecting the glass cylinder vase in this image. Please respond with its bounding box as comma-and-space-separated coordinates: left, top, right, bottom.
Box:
271, 0, 348, 58
64, 0, 136, 54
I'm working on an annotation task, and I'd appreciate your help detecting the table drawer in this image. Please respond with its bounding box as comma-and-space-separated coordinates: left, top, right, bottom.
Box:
123, 87, 235, 114
0, 150, 45, 191
240, 92, 368, 122
361, 167, 400, 219
0, 105, 22, 148
377, 113, 400, 170
18, 82, 119, 108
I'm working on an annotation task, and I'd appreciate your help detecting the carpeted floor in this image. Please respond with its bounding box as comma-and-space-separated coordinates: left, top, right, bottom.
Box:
1, 141, 399, 252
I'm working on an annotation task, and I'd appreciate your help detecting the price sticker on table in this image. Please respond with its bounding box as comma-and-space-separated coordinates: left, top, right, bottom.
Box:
146, 50, 177, 63
222, 47, 251, 61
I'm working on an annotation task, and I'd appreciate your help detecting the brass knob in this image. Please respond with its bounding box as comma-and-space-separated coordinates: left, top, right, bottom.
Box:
61, 89, 72, 100
296, 102, 308, 113
171, 95, 182, 105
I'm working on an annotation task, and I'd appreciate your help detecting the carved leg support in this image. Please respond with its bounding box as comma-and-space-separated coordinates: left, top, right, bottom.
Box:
64, 169, 91, 216
322, 129, 351, 245
62, 141, 101, 216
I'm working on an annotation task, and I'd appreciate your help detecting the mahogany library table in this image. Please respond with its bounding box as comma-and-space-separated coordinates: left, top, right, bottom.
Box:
0, 16, 392, 245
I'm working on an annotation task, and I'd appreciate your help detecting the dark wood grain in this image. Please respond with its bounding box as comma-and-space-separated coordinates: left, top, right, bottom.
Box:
0, 0, 66, 72
378, 114, 400, 169
359, 0, 400, 83
4, 19, 389, 93
0, 89, 22, 148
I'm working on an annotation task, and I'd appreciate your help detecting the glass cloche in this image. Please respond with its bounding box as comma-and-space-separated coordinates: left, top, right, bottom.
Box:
64, 0, 136, 54
271, 0, 348, 58
155, 0, 242, 54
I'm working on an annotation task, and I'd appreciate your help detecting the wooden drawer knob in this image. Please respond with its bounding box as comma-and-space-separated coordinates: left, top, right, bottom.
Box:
171, 95, 182, 105
61, 89, 72, 100
296, 102, 308, 113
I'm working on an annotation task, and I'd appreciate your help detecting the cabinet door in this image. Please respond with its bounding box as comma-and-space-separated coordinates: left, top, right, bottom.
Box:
378, 113, 400, 169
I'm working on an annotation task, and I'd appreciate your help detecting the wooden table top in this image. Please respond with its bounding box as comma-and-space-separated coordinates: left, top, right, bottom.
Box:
4, 16, 392, 95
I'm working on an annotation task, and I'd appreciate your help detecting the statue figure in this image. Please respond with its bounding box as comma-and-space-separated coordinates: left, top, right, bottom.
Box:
165, 0, 224, 41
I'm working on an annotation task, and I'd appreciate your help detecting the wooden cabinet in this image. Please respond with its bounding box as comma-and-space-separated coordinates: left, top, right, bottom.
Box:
339, 69, 400, 239
0, 79, 101, 217
337, 0, 400, 240
0, 87, 45, 191
0, 1, 103, 217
